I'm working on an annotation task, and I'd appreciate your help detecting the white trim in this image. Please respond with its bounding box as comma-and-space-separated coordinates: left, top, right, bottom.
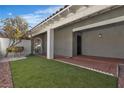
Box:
54, 59, 115, 77
51, 6, 114, 29
73, 15, 124, 32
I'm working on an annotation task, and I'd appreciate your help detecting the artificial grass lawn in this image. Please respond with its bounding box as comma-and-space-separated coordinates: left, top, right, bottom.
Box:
11, 56, 117, 88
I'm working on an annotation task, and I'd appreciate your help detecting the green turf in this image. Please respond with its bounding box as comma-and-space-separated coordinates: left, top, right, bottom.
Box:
11, 56, 117, 88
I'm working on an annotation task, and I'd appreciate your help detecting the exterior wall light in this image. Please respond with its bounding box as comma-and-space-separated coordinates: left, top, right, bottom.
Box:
28, 35, 31, 38
98, 33, 102, 38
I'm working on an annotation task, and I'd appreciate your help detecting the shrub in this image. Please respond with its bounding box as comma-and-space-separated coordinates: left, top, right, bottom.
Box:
6, 46, 24, 53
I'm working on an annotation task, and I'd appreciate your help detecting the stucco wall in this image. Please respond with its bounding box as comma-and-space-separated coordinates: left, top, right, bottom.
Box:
81, 22, 124, 59
54, 6, 124, 57
32, 6, 124, 58
54, 26, 73, 57
0, 38, 31, 57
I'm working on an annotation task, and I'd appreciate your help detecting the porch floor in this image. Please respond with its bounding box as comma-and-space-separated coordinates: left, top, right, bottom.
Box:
54, 55, 124, 76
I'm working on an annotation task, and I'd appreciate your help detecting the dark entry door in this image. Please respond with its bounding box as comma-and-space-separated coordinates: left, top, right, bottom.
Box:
77, 35, 82, 55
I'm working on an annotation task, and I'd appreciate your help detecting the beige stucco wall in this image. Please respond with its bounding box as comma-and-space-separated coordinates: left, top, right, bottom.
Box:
54, 26, 73, 57
54, 6, 124, 58
81, 22, 124, 58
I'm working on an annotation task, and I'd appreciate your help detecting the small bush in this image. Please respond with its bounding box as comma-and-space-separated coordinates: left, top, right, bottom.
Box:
6, 46, 24, 53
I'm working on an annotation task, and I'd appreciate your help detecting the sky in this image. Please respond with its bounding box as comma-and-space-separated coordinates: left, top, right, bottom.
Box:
0, 5, 63, 29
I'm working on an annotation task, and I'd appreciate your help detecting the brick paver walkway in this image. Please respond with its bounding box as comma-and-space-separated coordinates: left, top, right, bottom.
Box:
0, 62, 13, 88
55, 55, 124, 76
55, 55, 124, 87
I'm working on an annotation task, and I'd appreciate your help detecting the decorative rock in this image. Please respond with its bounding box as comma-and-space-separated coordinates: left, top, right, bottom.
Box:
0, 62, 13, 88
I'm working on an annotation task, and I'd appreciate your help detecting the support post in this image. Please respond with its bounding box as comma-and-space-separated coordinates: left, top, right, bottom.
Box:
47, 29, 54, 59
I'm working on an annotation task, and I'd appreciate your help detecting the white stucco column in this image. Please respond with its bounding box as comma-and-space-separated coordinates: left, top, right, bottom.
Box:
47, 29, 54, 59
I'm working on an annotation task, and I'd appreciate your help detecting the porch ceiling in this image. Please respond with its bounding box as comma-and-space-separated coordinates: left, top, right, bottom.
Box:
73, 15, 124, 32
31, 5, 115, 36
